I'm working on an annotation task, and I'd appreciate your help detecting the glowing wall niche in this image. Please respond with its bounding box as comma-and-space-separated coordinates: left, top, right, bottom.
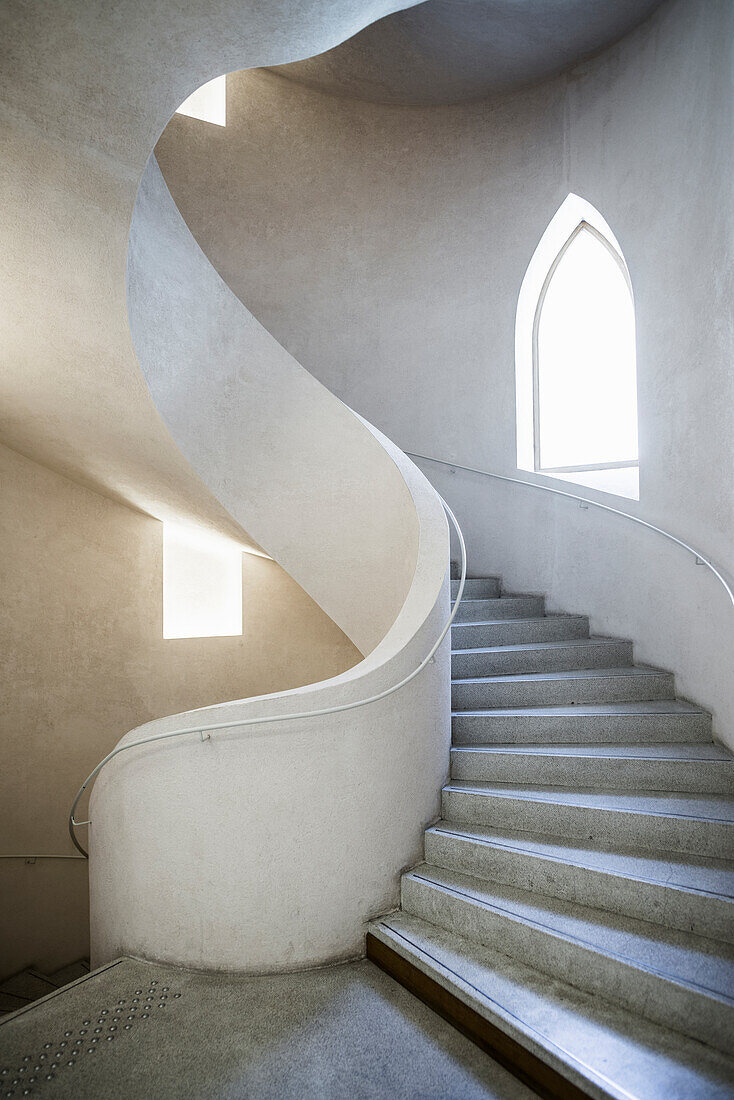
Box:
163, 524, 242, 639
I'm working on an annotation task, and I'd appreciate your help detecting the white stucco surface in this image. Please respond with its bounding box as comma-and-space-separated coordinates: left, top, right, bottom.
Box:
158, 0, 734, 747
1, 0, 452, 972
90, 438, 450, 971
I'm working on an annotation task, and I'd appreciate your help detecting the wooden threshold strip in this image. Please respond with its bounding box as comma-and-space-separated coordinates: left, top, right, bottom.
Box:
366, 932, 593, 1100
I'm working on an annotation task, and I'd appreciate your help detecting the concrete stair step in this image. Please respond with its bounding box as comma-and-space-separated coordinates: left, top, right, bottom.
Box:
442, 781, 734, 857
401, 864, 734, 1053
0, 969, 59, 1002
453, 596, 545, 622
368, 913, 734, 1099
452, 666, 675, 710
451, 615, 589, 649
0, 991, 30, 1015
452, 700, 712, 744
450, 741, 734, 793
49, 960, 90, 987
451, 577, 502, 599
424, 822, 734, 943
451, 637, 633, 678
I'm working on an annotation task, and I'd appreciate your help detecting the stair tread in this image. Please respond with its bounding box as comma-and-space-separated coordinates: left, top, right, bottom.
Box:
49, 959, 91, 986
456, 575, 502, 581
452, 636, 627, 656
406, 864, 734, 1001
0, 968, 59, 1000
427, 822, 734, 898
444, 781, 734, 820
455, 614, 581, 626
451, 742, 732, 761
370, 913, 734, 1099
452, 699, 706, 717
462, 594, 542, 601
452, 666, 670, 686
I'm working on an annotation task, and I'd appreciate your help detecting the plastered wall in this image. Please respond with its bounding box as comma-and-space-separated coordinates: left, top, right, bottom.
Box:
0, 442, 360, 978
157, 0, 734, 746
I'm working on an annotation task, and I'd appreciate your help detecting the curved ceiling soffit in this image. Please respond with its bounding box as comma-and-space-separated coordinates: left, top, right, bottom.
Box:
267, 0, 666, 106
0, 0, 426, 548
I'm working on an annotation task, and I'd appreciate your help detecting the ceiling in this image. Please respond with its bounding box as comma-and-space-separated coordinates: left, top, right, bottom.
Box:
269, 0, 666, 106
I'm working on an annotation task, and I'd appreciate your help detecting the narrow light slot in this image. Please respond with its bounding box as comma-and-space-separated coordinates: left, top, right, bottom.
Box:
163, 524, 242, 639
175, 74, 226, 126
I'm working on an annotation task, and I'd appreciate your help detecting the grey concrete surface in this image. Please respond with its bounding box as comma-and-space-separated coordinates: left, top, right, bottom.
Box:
424, 823, 734, 943
270, 0, 664, 104
450, 638, 634, 678
401, 865, 734, 1052
442, 782, 734, 857
450, 667, 675, 710
451, 701, 712, 744
448, 741, 734, 792
0, 957, 532, 1099
370, 914, 734, 1099
156, 0, 734, 753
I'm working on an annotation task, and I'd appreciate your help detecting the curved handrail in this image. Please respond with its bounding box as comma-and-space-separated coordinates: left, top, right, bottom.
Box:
407, 452, 734, 610
69, 493, 466, 858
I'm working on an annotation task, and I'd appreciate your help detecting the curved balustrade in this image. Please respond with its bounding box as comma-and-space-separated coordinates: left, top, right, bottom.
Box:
70, 496, 465, 858
407, 452, 734, 610
87, 448, 455, 970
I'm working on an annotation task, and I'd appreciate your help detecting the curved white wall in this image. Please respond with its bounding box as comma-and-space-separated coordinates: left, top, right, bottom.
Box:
128, 157, 420, 655
158, 0, 734, 746
90, 439, 450, 971
2, 0, 453, 974
88, 152, 452, 972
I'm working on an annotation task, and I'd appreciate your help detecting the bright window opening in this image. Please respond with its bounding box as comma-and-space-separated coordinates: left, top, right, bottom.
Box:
535, 224, 638, 471
516, 194, 639, 500
163, 524, 242, 639
175, 75, 226, 126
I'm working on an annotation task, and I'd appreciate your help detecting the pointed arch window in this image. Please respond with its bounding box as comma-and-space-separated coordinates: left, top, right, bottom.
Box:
516, 195, 639, 499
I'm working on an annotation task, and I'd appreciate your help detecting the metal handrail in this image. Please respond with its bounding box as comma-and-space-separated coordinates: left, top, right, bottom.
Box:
68, 494, 467, 858
407, 451, 734, 610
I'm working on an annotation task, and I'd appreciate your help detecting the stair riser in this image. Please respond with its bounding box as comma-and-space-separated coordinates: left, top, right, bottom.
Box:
0, 971, 58, 1000
452, 617, 590, 649
441, 789, 734, 859
401, 875, 734, 1054
451, 672, 675, 710
451, 578, 501, 599
453, 597, 545, 622
451, 711, 713, 745
425, 830, 734, 944
449, 750, 734, 794
451, 641, 633, 679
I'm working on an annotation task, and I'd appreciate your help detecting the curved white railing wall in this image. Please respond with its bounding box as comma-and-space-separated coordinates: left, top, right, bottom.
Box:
0, 0, 455, 972
89, 105, 452, 970
128, 157, 425, 656
90, 437, 450, 971
150, 2, 733, 748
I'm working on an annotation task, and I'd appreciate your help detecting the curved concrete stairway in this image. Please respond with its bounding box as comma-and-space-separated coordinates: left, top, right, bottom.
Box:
369, 574, 734, 1099
0, 963, 89, 1020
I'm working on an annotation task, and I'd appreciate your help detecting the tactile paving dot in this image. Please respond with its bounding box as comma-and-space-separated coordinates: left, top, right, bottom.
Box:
6, 978, 183, 1093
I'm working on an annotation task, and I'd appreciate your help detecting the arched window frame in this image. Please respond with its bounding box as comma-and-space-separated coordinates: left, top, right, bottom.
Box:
515, 194, 639, 499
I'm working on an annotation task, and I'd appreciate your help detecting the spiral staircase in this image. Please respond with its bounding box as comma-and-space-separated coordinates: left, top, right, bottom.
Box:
1, 0, 733, 1097
368, 572, 734, 1099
